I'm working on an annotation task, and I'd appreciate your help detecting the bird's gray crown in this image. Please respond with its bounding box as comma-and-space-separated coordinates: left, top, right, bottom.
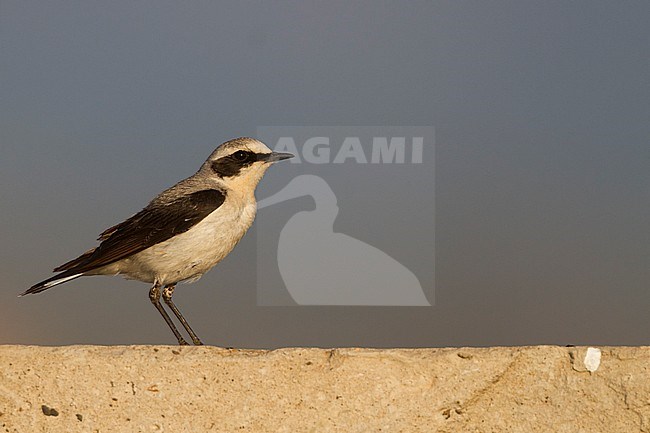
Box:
207, 137, 272, 162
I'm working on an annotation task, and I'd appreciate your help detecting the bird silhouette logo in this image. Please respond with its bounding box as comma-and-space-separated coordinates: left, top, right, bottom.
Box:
258, 175, 430, 306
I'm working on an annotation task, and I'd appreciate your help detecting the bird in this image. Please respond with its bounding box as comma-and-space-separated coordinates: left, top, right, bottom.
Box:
21, 137, 294, 345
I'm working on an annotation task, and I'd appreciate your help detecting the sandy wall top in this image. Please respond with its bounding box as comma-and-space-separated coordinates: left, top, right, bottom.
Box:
0, 345, 648, 432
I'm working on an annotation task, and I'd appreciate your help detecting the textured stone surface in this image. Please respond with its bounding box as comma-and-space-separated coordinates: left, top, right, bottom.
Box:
0, 345, 648, 432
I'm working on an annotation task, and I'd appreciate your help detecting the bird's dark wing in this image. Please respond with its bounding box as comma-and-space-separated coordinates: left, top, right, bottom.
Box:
54, 189, 226, 273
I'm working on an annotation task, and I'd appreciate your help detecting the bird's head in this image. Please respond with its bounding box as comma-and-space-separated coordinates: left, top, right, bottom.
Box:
200, 137, 294, 193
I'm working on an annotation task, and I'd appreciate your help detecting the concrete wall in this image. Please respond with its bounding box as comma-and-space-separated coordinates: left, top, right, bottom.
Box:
0, 345, 648, 432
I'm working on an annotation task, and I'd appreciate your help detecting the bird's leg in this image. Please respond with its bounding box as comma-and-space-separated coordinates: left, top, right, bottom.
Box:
162, 284, 203, 346
149, 282, 189, 346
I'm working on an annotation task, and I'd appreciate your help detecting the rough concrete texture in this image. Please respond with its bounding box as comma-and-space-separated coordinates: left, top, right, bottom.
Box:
0, 345, 648, 432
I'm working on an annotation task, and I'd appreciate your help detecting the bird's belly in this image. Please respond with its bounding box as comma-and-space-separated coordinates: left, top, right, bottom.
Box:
114, 203, 255, 285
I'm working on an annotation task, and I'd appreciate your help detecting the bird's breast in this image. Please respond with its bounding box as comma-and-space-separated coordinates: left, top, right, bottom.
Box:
119, 198, 257, 285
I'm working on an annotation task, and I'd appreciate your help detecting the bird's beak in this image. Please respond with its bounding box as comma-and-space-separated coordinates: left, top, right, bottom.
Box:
262, 152, 294, 163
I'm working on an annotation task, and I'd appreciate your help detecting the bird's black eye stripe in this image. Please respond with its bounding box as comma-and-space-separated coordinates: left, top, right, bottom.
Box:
211, 150, 258, 177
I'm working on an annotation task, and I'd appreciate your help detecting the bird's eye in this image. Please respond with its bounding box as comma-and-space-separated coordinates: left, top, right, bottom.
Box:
233, 150, 249, 161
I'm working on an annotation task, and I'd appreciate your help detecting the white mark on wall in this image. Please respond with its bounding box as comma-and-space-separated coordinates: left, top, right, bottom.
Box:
584, 347, 601, 373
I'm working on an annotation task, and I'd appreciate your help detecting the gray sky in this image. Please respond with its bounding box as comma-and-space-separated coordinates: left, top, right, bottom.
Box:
1, 1, 648, 347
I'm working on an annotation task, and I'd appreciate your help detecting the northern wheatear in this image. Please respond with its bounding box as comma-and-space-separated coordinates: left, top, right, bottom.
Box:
21, 137, 293, 345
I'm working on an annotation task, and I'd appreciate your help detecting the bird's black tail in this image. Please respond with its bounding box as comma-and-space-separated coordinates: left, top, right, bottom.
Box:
20, 270, 84, 296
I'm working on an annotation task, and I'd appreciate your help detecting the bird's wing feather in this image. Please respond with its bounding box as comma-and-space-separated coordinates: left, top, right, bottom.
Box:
53, 189, 226, 273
